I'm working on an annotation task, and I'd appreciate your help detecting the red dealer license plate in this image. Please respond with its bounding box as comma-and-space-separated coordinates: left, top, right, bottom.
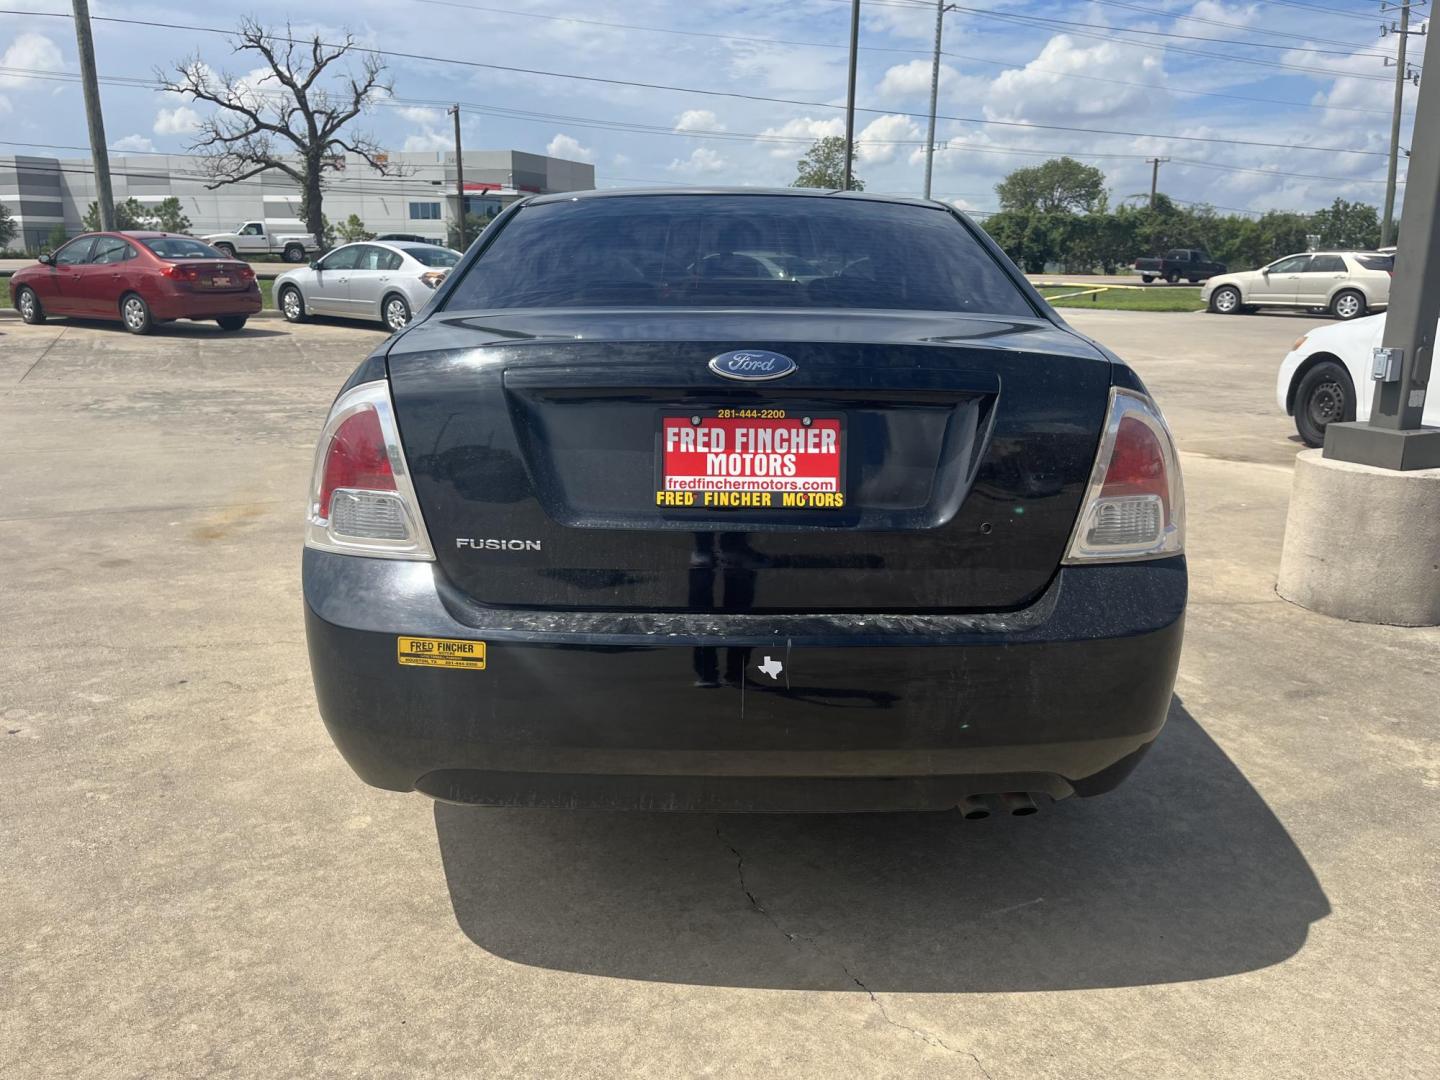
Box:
657, 410, 845, 511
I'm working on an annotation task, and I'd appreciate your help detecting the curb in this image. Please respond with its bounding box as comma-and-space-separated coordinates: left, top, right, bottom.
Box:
1, 307, 285, 321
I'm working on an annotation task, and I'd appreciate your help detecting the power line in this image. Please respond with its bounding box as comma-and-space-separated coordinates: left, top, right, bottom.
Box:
385, 0, 1415, 113
939, 4, 1398, 74
1256, 0, 1413, 21
935, 50, 1407, 117
808, 0, 1398, 76
0, 134, 1403, 190
1088, 0, 1393, 50
0, 8, 1394, 156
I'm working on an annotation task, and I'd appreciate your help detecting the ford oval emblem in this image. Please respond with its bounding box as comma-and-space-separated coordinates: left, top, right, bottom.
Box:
708, 350, 797, 382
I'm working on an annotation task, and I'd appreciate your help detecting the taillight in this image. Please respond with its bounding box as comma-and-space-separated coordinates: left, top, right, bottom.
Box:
238, 265, 255, 281
1063, 388, 1184, 563
305, 381, 434, 560
418, 270, 447, 289
161, 263, 202, 281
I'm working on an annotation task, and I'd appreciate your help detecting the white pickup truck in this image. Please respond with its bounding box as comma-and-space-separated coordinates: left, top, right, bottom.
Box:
201, 221, 319, 262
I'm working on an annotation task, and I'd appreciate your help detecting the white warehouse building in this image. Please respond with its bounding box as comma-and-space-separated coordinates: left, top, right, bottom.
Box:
0, 148, 596, 252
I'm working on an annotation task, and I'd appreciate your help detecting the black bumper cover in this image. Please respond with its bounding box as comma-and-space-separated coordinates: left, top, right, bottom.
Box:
303, 550, 1185, 811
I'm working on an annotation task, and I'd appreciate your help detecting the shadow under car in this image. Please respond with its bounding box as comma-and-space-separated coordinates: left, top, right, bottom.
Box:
433, 697, 1329, 992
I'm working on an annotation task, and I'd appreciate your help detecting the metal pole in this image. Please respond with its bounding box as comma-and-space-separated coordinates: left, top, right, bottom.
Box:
1325, 26, 1440, 470
450, 104, 465, 249
1148, 158, 1161, 209
1381, 1, 1411, 248
71, 0, 114, 230
843, 0, 860, 191
923, 0, 945, 200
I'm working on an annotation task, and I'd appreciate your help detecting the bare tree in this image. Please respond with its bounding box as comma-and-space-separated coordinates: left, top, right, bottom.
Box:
158, 20, 398, 249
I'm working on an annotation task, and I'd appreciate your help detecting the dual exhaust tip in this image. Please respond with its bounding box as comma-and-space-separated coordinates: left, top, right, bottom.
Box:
960, 792, 1040, 820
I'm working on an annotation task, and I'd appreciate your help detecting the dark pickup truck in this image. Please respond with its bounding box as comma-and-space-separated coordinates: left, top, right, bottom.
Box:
1133, 249, 1227, 284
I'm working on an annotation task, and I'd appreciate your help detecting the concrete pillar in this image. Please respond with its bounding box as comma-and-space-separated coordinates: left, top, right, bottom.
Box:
1277, 450, 1440, 626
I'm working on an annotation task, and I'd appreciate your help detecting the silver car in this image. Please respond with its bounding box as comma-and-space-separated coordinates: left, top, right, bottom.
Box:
1201, 250, 1393, 321
274, 241, 461, 332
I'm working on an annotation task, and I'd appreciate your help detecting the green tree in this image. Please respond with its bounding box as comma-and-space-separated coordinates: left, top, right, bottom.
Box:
447, 212, 488, 251
0, 201, 16, 250
792, 136, 863, 191
1310, 198, 1380, 251
335, 213, 373, 243
82, 197, 149, 231
996, 157, 1107, 215
146, 196, 192, 233
45, 224, 69, 251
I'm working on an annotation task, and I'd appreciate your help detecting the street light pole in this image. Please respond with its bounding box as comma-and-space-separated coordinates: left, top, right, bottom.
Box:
843, 0, 860, 191
923, 0, 947, 201
450, 104, 465, 250
70, 0, 114, 230
1380, 0, 1418, 247
1325, 30, 1440, 470
1147, 157, 1169, 209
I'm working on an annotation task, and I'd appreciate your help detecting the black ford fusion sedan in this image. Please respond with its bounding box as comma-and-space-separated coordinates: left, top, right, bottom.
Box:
303, 189, 1185, 816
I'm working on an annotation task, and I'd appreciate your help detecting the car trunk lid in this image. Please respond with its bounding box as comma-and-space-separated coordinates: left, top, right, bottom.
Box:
387, 310, 1112, 613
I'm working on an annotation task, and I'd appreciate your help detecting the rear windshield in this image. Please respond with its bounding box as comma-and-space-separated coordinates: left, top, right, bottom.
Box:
443, 194, 1034, 316
408, 247, 460, 268
142, 237, 226, 259
1355, 254, 1394, 271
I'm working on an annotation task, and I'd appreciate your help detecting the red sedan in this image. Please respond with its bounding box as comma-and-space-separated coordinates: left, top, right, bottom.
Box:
9, 231, 262, 334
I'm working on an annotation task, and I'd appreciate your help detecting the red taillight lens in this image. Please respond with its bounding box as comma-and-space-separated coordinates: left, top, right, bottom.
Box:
317, 407, 395, 518
305, 382, 434, 559
160, 263, 201, 281
1100, 415, 1169, 516
238, 265, 255, 281
1064, 389, 1184, 563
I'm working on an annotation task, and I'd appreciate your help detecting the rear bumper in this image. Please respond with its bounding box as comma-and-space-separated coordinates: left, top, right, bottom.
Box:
303, 550, 1186, 811
148, 284, 262, 320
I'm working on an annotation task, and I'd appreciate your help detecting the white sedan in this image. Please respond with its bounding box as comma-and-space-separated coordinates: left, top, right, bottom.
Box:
1278, 313, 1440, 445
274, 241, 460, 332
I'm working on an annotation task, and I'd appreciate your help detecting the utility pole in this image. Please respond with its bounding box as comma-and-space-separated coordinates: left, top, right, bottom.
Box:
70, 0, 114, 230
1380, 1, 1425, 247
1147, 157, 1169, 209
450, 104, 466, 250
923, 2, 957, 201
1325, 11, 1440, 470
843, 0, 860, 191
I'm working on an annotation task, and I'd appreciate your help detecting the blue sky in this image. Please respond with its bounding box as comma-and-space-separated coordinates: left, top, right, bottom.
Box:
0, 0, 1424, 217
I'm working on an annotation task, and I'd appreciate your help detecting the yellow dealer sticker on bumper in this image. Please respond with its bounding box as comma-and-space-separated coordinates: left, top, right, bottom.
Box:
397, 636, 486, 670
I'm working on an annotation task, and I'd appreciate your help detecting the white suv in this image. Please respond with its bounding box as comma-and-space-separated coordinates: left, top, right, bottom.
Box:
1202, 251, 1393, 320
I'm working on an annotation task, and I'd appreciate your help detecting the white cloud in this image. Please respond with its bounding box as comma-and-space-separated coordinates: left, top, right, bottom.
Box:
985, 35, 1165, 122
0, 32, 64, 88
547, 133, 595, 163
675, 109, 724, 133
397, 105, 442, 125
755, 116, 844, 158
154, 105, 201, 136
112, 134, 156, 153
877, 59, 959, 100
668, 147, 727, 175
1187, 1, 1258, 29
402, 131, 453, 152
856, 113, 921, 164
0, 96, 11, 115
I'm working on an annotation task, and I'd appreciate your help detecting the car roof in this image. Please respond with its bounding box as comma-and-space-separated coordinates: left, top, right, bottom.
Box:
387, 240, 454, 250
525, 186, 948, 210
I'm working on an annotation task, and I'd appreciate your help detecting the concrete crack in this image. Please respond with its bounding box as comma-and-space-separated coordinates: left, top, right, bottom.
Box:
715, 826, 992, 1075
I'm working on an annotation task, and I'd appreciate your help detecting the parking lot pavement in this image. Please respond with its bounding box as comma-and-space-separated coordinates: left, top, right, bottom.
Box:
3, 315, 1437, 1079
